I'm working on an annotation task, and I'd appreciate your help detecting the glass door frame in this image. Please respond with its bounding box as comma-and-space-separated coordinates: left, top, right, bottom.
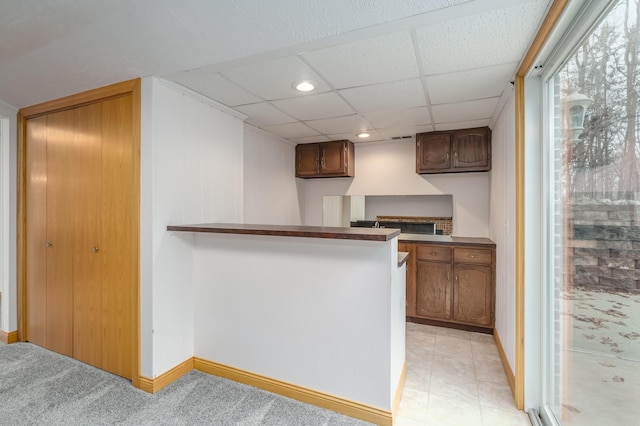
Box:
535, 0, 621, 424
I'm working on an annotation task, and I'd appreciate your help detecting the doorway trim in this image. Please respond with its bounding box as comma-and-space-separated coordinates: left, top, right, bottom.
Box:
17, 78, 141, 387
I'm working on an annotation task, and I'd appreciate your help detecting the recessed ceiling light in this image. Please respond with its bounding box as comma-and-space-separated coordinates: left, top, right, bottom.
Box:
356, 132, 370, 138
294, 80, 316, 92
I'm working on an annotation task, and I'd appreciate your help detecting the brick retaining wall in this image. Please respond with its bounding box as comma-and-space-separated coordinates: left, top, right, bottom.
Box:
570, 202, 640, 293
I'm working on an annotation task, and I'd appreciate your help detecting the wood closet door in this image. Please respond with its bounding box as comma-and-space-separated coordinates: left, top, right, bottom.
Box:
73, 103, 103, 368
45, 109, 76, 357
25, 116, 48, 347
100, 95, 134, 379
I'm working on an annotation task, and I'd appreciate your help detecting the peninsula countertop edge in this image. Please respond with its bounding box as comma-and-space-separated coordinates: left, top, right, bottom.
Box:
167, 223, 401, 241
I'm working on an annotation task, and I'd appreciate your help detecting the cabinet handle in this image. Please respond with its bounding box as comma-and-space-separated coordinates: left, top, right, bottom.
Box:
93, 246, 99, 253
455, 274, 459, 283
431, 251, 437, 256
46, 241, 53, 248
469, 254, 477, 258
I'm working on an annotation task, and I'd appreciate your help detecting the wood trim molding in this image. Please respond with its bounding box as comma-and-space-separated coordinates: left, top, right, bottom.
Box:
514, 0, 569, 411
130, 79, 142, 390
392, 362, 407, 420
1, 330, 19, 344
517, 0, 569, 76
193, 357, 393, 426
19, 79, 140, 119
139, 358, 194, 394
494, 329, 516, 398
17, 111, 26, 344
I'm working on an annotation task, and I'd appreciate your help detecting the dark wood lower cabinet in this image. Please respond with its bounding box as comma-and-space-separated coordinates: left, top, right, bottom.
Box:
416, 260, 451, 320
403, 241, 495, 332
453, 263, 493, 326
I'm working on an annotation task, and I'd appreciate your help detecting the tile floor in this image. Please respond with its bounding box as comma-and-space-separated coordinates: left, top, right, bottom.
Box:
396, 322, 531, 426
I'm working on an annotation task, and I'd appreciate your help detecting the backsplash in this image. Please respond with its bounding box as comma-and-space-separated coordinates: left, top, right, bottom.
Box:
376, 216, 453, 235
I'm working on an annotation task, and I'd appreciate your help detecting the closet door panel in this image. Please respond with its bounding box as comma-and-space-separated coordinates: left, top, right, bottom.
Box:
101, 95, 133, 379
72, 103, 103, 368
25, 116, 48, 347
45, 109, 75, 357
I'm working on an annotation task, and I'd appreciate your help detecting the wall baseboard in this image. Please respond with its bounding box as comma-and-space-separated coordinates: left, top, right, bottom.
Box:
139, 358, 194, 394
392, 362, 407, 420
193, 357, 393, 426
494, 329, 516, 398
1, 330, 18, 344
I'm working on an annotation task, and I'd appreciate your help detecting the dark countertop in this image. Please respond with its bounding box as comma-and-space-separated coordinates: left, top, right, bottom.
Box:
398, 252, 410, 267
398, 233, 496, 247
167, 223, 401, 242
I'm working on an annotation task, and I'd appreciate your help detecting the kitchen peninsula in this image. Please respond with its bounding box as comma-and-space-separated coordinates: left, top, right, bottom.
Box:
166, 223, 407, 425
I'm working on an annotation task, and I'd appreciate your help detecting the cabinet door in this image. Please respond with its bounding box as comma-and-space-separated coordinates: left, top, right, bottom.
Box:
416, 260, 451, 320
453, 264, 492, 326
416, 132, 452, 173
452, 127, 491, 171
399, 243, 416, 317
319, 141, 346, 175
295, 144, 319, 177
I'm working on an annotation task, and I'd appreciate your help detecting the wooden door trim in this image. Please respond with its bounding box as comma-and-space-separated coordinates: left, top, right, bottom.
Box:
17, 78, 141, 387
19, 79, 140, 119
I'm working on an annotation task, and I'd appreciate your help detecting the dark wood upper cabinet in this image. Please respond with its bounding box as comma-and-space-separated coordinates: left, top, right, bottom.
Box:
295, 143, 320, 177
295, 140, 354, 178
416, 127, 491, 174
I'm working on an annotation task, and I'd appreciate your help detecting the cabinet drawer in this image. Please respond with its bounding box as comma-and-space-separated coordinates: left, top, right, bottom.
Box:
417, 245, 451, 262
454, 247, 492, 265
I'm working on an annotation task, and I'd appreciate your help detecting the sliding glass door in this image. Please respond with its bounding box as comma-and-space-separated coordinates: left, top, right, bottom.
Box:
541, 1, 640, 424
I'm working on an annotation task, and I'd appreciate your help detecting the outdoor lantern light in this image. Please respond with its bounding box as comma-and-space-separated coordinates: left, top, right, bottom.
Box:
564, 87, 593, 141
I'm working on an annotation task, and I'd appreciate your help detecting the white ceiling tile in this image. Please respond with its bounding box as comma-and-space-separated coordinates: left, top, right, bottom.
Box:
222, 56, 331, 101
426, 62, 518, 104
362, 106, 432, 129
302, 31, 419, 89
234, 103, 297, 127
289, 135, 332, 144
328, 130, 384, 143
305, 115, 373, 135
377, 125, 435, 140
262, 122, 320, 139
339, 79, 426, 113
434, 119, 491, 131
271, 92, 355, 121
415, 1, 550, 75
432, 97, 499, 123
173, 72, 262, 107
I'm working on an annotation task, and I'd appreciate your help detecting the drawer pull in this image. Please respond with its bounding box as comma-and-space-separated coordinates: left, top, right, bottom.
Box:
431, 252, 437, 256
469, 254, 477, 258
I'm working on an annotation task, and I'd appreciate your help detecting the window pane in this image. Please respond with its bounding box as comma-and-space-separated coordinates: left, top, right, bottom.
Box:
547, 1, 640, 425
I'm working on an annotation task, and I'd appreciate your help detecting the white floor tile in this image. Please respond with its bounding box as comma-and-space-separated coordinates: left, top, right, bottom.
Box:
399, 323, 524, 426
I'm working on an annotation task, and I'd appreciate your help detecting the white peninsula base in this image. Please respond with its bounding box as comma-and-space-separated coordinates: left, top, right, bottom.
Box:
169, 224, 406, 425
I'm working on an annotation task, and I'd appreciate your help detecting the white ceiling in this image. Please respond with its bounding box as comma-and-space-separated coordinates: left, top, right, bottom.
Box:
0, 0, 551, 143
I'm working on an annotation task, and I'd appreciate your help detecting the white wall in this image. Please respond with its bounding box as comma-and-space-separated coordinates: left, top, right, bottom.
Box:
140, 77, 245, 377
0, 100, 17, 335
489, 90, 517, 374
300, 139, 490, 237
364, 194, 453, 220
243, 125, 301, 225
192, 232, 404, 409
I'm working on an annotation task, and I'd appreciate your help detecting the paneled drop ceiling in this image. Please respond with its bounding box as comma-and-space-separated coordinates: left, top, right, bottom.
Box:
0, 0, 551, 143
